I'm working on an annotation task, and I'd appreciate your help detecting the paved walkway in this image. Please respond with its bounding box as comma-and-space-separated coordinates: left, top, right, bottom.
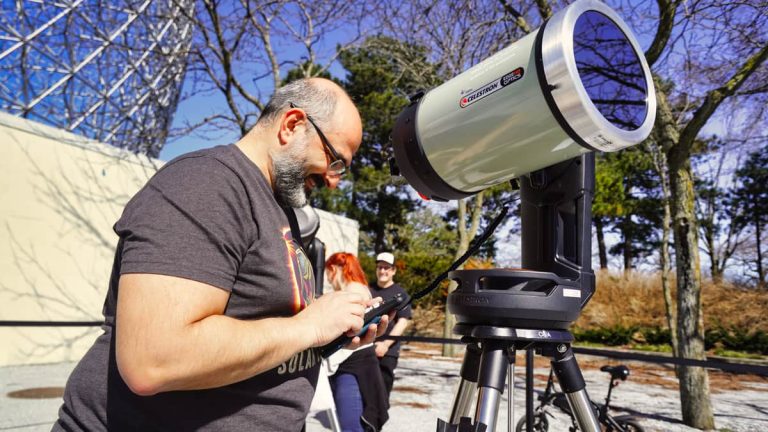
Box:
2, 344, 767, 431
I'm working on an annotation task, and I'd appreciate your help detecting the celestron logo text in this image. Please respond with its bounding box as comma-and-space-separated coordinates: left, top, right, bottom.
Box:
455, 294, 490, 304
460, 67, 524, 108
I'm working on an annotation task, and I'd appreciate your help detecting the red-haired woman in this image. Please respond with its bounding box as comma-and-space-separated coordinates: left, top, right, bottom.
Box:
324, 252, 388, 432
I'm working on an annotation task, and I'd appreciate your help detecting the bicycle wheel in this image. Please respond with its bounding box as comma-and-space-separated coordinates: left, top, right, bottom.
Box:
612, 418, 645, 432
515, 413, 549, 432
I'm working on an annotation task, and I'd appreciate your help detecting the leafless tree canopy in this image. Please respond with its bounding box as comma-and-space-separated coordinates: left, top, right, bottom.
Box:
624, 0, 768, 133
377, 0, 534, 79
172, 0, 382, 139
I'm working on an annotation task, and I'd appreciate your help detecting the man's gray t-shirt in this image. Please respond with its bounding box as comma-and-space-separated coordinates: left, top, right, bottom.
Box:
54, 145, 320, 431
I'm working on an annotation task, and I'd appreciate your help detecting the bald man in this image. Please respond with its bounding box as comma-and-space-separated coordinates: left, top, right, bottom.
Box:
54, 78, 386, 431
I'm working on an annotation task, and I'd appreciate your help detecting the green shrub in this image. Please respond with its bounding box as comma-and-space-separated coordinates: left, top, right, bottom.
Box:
573, 325, 637, 345
574, 324, 768, 355
631, 344, 673, 353
705, 326, 768, 355
638, 327, 672, 345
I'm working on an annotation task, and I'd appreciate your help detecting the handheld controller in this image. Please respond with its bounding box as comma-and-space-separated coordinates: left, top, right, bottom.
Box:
320, 292, 408, 358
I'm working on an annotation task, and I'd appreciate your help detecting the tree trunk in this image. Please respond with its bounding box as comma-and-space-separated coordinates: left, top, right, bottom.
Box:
442, 278, 460, 357
711, 263, 724, 285
594, 216, 608, 269
661, 187, 680, 360
649, 140, 680, 360
622, 215, 632, 272
755, 214, 765, 286
702, 221, 723, 283
655, 79, 715, 429
660, 41, 768, 426
442, 192, 484, 357
668, 152, 715, 430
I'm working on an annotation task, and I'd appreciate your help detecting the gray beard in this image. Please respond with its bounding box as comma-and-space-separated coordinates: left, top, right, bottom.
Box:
271, 139, 310, 208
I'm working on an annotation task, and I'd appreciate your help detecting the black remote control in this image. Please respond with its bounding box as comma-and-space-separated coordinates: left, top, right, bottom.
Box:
320, 292, 408, 358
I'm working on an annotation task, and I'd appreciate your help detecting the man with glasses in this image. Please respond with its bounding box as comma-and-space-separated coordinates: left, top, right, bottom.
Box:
54, 78, 388, 432
370, 252, 412, 404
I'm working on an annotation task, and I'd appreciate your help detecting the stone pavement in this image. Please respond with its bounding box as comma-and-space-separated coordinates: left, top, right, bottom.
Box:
2, 343, 767, 431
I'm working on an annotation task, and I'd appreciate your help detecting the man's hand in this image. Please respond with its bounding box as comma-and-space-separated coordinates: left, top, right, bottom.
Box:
375, 315, 409, 357
374, 340, 391, 357
296, 291, 387, 348
346, 301, 390, 350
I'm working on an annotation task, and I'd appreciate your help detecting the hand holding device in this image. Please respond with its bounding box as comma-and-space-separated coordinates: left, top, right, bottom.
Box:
320, 292, 408, 358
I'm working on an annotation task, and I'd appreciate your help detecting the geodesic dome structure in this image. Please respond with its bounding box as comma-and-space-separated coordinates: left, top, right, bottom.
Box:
0, 0, 194, 157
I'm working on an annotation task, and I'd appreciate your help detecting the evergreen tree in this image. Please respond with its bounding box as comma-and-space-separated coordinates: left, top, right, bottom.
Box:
593, 153, 628, 269
730, 146, 768, 286
594, 148, 663, 271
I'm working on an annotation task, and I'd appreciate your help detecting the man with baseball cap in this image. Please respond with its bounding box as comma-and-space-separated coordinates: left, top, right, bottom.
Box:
370, 251, 412, 403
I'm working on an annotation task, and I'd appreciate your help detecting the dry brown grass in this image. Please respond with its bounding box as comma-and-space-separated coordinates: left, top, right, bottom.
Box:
391, 385, 433, 409
394, 385, 430, 395
410, 305, 446, 337
412, 270, 768, 335
576, 270, 668, 329
575, 270, 768, 331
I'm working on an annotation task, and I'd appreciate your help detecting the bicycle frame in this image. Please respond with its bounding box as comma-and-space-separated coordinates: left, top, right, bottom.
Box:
526, 365, 641, 432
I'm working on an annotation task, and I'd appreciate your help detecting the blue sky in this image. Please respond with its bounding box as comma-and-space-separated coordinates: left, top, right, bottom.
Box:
160, 61, 350, 162
159, 7, 355, 162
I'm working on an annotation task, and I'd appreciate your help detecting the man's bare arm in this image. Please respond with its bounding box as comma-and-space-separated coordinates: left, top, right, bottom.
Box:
374, 317, 410, 357
115, 273, 383, 396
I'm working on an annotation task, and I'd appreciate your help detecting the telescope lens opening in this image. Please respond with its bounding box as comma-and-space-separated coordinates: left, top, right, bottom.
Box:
573, 11, 648, 131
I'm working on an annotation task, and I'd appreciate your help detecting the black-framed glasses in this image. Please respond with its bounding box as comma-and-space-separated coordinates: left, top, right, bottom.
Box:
289, 102, 346, 176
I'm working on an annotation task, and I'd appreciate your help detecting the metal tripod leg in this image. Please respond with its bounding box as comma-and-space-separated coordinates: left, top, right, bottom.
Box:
473, 340, 510, 432
438, 343, 483, 431
551, 344, 600, 432
507, 348, 516, 432
438, 341, 511, 432
449, 343, 482, 424
525, 349, 534, 432
326, 407, 341, 432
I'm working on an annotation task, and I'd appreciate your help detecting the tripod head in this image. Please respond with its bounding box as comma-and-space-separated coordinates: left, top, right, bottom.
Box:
447, 154, 595, 330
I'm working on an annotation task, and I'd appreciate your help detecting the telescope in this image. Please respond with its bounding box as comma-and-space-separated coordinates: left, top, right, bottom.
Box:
391, 0, 654, 202
388, 1, 655, 431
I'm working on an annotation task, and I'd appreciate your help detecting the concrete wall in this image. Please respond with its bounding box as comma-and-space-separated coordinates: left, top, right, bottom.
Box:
0, 112, 358, 366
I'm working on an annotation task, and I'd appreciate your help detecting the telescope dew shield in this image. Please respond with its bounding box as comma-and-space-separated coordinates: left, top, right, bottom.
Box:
391, 0, 656, 201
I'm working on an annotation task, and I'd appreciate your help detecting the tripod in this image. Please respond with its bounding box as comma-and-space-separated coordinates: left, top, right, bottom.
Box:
436, 155, 600, 432
436, 326, 599, 432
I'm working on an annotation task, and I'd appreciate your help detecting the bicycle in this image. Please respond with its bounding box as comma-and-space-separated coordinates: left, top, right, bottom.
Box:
515, 364, 645, 432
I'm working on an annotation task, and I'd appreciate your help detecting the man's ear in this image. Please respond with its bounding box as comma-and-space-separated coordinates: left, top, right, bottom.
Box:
277, 107, 306, 145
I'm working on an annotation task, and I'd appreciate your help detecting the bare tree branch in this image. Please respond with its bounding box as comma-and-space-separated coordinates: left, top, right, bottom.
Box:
171, 0, 379, 141
645, 0, 679, 66
677, 43, 768, 155
535, 0, 552, 20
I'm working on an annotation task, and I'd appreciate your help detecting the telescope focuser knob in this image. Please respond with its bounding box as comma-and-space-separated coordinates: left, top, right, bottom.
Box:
408, 89, 425, 104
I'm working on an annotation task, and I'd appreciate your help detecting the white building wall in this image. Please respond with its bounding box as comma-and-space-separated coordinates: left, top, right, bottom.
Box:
0, 112, 358, 366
